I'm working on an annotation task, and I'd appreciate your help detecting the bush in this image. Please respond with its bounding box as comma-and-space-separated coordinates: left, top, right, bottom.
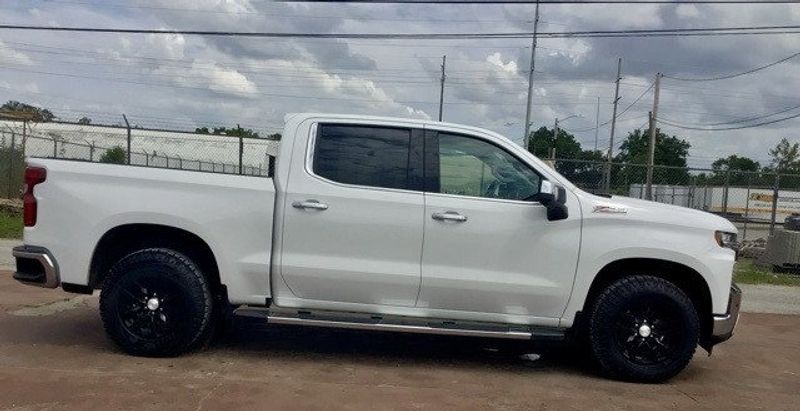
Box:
99, 146, 127, 164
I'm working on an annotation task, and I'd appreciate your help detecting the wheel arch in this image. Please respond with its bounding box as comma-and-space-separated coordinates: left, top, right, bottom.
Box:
580, 258, 713, 347
89, 224, 224, 299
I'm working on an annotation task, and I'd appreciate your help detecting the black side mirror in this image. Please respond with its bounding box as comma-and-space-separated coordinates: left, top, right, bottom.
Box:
537, 180, 569, 221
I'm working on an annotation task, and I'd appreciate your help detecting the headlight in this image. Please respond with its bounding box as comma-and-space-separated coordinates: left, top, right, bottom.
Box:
715, 231, 738, 250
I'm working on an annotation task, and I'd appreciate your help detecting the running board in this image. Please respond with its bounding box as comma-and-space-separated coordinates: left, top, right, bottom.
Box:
235, 307, 565, 341
267, 316, 533, 339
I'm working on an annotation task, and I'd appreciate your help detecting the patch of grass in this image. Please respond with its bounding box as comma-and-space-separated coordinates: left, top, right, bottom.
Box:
734, 258, 800, 287
0, 210, 22, 239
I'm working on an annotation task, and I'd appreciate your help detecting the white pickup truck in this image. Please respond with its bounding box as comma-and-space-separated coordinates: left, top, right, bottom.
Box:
13, 113, 740, 382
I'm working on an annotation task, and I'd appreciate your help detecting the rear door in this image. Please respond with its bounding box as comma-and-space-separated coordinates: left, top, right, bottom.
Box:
418, 130, 580, 320
279, 123, 425, 307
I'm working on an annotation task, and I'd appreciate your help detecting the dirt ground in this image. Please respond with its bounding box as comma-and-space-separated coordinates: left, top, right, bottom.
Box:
1, 271, 798, 410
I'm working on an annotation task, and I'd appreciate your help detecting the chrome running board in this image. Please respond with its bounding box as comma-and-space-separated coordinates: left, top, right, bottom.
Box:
235, 307, 566, 341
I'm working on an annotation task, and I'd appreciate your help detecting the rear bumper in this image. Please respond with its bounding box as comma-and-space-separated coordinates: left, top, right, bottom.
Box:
12, 246, 60, 288
710, 283, 742, 345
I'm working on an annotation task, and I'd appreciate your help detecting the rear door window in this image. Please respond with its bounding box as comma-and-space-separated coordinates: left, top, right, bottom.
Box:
313, 124, 412, 190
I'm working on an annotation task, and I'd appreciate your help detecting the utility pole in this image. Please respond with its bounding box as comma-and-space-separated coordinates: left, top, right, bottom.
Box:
522, 1, 541, 150
594, 96, 600, 151
645, 72, 662, 201
604, 57, 622, 192
551, 117, 559, 160
438, 55, 446, 121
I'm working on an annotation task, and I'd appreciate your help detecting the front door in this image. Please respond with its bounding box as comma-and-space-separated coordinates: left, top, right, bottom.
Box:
280, 123, 425, 307
418, 130, 581, 320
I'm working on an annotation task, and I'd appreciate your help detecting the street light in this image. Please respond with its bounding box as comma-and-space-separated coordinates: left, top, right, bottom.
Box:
551, 114, 583, 160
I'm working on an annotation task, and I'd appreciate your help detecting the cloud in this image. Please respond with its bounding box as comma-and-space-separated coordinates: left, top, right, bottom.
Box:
152, 61, 258, 97
1, 1, 799, 166
0, 40, 33, 65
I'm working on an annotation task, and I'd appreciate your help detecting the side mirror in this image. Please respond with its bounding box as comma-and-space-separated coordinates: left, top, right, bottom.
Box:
537, 180, 569, 221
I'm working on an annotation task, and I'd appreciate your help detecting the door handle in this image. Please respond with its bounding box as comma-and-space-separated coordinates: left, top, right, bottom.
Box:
292, 200, 329, 210
432, 211, 467, 222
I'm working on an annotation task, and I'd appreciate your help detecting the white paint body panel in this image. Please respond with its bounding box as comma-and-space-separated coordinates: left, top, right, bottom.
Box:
23, 113, 737, 330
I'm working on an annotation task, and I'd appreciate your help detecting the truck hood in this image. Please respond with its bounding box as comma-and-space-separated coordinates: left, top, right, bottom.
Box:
584, 194, 738, 234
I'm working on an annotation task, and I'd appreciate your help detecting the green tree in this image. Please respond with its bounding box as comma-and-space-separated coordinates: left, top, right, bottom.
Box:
0, 101, 55, 122
99, 146, 127, 164
527, 126, 606, 189
710, 154, 761, 186
77, 116, 92, 125
527, 126, 582, 160
712, 155, 760, 173
614, 128, 691, 186
769, 138, 800, 173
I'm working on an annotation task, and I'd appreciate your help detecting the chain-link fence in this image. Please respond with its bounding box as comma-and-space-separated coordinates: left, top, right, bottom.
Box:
554, 158, 800, 241
0, 118, 280, 199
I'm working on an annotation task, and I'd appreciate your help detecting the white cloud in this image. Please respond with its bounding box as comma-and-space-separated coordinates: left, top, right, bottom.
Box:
0, 40, 33, 66
486, 53, 518, 73
152, 61, 258, 97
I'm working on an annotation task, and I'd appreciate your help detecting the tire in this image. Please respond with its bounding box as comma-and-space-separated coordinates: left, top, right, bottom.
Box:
99, 248, 214, 357
588, 275, 699, 383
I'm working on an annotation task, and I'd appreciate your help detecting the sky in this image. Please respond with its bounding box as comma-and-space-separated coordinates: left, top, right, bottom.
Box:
1, 1, 800, 168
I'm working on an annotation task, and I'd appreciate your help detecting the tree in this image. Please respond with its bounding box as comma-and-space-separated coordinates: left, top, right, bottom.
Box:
614, 128, 691, 186
615, 128, 690, 167
527, 126, 582, 160
527, 126, 606, 189
77, 117, 92, 125
195, 124, 260, 139
0, 101, 55, 122
99, 146, 127, 164
712, 155, 760, 173
769, 138, 800, 173
708, 154, 761, 186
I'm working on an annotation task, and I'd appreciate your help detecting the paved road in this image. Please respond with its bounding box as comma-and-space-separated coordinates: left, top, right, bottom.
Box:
0, 239, 19, 270
1, 272, 799, 410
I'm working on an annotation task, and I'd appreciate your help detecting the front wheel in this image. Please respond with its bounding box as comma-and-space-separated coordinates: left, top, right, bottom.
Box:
99, 248, 214, 357
588, 275, 699, 383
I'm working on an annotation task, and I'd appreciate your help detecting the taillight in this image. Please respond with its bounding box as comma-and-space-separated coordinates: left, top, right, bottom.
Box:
23, 166, 47, 227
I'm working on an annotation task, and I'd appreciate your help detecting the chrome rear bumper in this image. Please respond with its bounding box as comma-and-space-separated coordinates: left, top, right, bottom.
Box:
710, 284, 742, 345
12, 246, 60, 289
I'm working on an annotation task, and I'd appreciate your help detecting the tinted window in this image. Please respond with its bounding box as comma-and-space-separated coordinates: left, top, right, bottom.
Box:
314, 125, 411, 190
438, 133, 540, 201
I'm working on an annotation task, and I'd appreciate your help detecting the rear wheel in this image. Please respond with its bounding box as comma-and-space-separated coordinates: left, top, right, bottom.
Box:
588, 275, 699, 383
99, 248, 214, 357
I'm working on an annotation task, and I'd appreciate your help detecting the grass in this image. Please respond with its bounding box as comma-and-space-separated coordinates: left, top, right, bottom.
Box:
734, 258, 800, 287
0, 210, 22, 239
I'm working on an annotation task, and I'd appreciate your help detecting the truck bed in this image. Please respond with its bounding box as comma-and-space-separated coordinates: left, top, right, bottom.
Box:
24, 158, 276, 305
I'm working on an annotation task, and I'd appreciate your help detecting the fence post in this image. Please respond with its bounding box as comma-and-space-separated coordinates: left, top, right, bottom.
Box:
238, 136, 244, 175
52, 136, 58, 158
122, 114, 131, 165
267, 155, 274, 177
145, 151, 149, 167
89, 142, 95, 162
177, 155, 183, 169
743, 174, 751, 241
770, 173, 780, 236
722, 171, 730, 214
8, 131, 14, 198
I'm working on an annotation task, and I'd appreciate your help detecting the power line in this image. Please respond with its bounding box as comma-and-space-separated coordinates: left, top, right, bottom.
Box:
657, 112, 800, 131
569, 80, 654, 133
663, 50, 800, 82
2, 24, 800, 39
